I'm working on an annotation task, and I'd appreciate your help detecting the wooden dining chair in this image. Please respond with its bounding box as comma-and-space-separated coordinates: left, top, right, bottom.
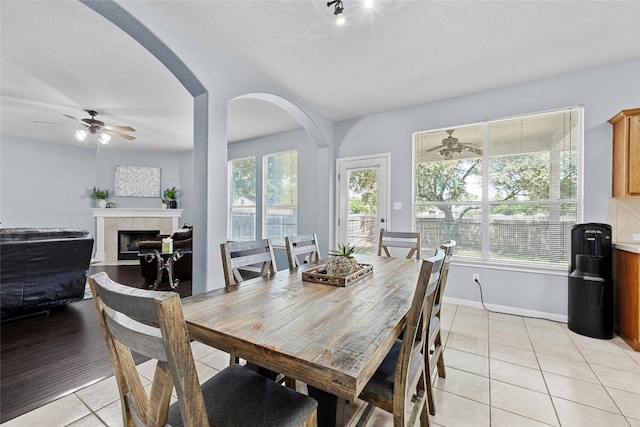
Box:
220, 238, 277, 288
378, 228, 421, 259
88, 272, 318, 427
425, 240, 456, 416
355, 249, 445, 427
285, 233, 321, 269
219, 238, 293, 386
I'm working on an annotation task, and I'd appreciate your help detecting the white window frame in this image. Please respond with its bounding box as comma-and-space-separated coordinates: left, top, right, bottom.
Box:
227, 156, 257, 241
412, 107, 584, 272
262, 150, 298, 245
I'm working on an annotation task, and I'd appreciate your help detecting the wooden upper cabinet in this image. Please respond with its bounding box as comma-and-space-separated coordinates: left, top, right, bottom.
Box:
609, 108, 640, 197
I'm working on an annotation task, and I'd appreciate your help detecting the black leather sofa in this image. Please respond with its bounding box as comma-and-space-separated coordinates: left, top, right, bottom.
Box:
0, 228, 94, 320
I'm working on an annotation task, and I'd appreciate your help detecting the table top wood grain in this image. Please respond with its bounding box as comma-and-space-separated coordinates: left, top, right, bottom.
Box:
182, 254, 423, 401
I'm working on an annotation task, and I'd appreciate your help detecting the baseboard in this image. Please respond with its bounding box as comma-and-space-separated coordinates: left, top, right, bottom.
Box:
444, 297, 568, 323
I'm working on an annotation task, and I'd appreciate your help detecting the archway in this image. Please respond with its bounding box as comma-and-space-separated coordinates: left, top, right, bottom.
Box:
81, 2, 334, 291
230, 93, 329, 149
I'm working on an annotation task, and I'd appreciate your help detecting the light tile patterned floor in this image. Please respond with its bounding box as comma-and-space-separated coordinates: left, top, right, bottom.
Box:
3, 303, 639, 426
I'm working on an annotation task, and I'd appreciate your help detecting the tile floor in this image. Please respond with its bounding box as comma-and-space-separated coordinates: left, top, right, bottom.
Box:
3, 303, 639, 426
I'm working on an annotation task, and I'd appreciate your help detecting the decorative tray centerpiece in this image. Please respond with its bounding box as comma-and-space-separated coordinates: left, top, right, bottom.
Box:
302, 243, 373, 287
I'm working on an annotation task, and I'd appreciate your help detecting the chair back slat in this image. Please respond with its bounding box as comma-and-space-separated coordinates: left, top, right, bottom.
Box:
433, 240, 456, 318
92, 273, 172, 323
285, 233, 321, 269
89, 272, 209, 426
220, 239, 277, 287
229, 251, 274, 268
103, 306, 167, 362
378, 229, 421, 259
393, 249, 444, 420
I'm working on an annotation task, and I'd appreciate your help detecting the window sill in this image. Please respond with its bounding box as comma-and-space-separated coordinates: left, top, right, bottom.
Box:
452, 257, 568, 277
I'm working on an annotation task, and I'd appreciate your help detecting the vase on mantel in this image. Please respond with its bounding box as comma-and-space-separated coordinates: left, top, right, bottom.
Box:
97, 199, 107, 209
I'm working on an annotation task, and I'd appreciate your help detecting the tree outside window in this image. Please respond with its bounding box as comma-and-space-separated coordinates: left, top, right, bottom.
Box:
263, 151, 297, 244
414, 108, 581, 267
228, 157, 256, 240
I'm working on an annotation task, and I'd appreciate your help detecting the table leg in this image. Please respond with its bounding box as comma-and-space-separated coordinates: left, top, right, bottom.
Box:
146, 251, 163, 290
166, 253, 184, 289
307, 386, 346, 427
165, 256, 176, 289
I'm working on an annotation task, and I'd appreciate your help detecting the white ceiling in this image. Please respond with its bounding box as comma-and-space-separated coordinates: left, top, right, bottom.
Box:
2, 1, 639, 152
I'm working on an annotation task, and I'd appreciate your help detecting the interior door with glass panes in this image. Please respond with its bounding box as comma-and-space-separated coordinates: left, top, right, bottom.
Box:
337, 155, 389, 254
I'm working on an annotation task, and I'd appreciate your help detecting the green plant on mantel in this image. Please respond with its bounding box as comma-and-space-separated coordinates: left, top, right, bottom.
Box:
163, 186, 181, 201
91, 186, 109, 200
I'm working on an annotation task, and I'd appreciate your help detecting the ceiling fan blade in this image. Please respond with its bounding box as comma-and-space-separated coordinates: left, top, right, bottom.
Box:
462, 145, 483, 155
423, 146, 443, 153
63, 114, 80, 122
105, 125, 136, 132
104, 129, 136, 141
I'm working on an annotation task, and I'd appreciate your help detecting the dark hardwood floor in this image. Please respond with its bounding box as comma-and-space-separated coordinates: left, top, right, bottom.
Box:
0, 264, 192, 423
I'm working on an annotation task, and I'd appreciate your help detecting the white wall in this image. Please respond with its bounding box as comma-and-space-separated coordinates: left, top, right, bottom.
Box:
0, 134, 190, 258
334, 60, 640, 318
228, 127, 328, 257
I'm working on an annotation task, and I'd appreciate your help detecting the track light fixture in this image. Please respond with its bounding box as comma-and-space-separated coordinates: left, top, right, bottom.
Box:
327, 0, 345, 25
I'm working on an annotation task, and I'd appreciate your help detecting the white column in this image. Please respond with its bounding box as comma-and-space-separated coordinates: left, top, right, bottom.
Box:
94, 216, 105, 262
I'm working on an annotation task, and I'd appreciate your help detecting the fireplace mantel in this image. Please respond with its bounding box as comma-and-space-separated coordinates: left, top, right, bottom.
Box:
89, 209, 183, 263
88, 208, 183, 219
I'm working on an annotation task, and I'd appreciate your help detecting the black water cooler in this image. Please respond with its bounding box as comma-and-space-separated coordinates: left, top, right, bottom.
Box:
568, 223, 613, 339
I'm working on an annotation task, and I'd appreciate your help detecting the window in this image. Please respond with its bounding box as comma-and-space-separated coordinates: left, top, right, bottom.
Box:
228, 157, 256, 240
414, 108, 581, 267
263, 151, 298, 245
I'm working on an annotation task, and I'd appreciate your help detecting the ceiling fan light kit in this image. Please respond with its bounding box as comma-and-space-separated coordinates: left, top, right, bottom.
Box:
65, 109, 135, 145
74, 129, 88, 142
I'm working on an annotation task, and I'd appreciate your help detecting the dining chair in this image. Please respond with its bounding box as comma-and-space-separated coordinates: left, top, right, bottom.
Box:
219, 238, 294, 386
285, 233, 321, 269
220, 238, 277, 288
355, 249, 445, 427
425, 240, 456, 416
378, 228, 421, 259
88, 272, 318, 427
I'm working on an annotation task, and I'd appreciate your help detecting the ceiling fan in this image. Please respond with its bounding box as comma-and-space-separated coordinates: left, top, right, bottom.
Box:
424, 129, 482, 160
63, 110, 136, 142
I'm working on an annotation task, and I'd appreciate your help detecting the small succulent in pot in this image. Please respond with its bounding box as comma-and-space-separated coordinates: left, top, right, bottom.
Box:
325, 243, 361, 276
328, 243, 356, 258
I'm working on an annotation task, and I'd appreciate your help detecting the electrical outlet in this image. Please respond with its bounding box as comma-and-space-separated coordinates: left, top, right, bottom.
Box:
633, 233, 640, 242
473, 273, 480, 282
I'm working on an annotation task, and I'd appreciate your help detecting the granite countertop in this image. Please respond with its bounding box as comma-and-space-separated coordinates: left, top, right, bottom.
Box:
613, 243, 640, 254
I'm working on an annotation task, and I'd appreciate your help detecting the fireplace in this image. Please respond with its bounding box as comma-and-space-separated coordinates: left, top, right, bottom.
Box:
118, 230, 160, 260
89, 208, 182, 263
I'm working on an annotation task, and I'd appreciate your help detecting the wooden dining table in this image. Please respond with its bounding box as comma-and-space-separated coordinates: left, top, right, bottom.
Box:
181, 254, 424, 426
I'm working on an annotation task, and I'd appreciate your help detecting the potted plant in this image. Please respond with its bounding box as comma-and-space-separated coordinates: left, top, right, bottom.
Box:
91, 186, 109, 208
323, 243, 361, 276
163, 187, 181, 209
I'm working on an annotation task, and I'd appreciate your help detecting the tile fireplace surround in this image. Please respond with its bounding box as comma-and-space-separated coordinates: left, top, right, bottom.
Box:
88, 208, 182, 263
